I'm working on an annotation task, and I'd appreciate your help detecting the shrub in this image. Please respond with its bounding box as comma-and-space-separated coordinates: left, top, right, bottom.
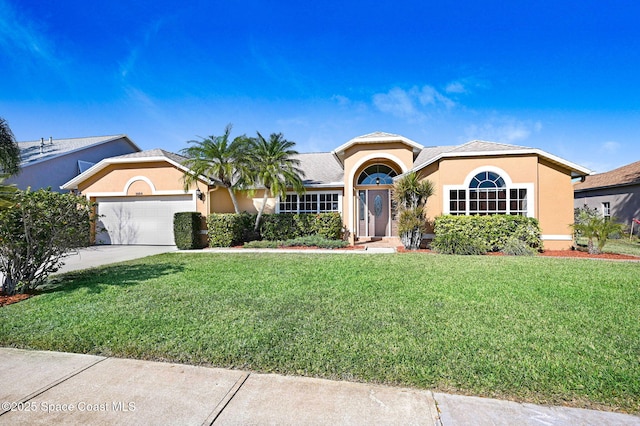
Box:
502, 237, 537, 256
243, 235, 348, 249
207, 213, 255, 247
173, 212, 204, 250
260, 213, 298, 240
572, 215, 625, 254
433, 215, 542, 253
311, 212, 343, 240
0, 189, 94, 294
430, 233, 488, 255
260, 212, 343, 241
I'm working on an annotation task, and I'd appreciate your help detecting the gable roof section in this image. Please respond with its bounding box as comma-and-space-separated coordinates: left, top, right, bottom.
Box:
294, 152, 344, 187
411, 140, 591, 178
61, 148, 212, 190
18, 135, 140, 167
332, 131, 424, 163
574, 160, 640, 192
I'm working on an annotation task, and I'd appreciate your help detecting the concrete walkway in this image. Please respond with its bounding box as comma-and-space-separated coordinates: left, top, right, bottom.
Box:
55, 245, 178, 274
0, 348, 638, 425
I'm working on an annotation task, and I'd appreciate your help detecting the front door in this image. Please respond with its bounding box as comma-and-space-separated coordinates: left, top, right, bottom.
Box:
368, 190, 388, 237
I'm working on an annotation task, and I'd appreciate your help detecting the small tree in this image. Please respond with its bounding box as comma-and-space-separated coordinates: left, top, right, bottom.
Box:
572, 215, 624, 255
0, 189, 94, 295
0, 117, 21, 176
393, 172, 434, 250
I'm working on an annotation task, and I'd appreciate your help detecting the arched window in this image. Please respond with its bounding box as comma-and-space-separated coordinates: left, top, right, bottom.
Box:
448, 170, 529, 216
357, 164, 397, 185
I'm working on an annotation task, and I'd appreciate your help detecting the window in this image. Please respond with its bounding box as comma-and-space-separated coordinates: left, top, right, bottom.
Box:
602, 202, 611, 219
278, 192, 341, 213
448, 171, 530, 216
357, 164, 397, 185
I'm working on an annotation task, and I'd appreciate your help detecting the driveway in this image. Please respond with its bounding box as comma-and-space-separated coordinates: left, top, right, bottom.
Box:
56, 245, 177, 274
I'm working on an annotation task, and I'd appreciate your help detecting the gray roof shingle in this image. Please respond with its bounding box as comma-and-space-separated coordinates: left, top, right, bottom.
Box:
294, 152, 344, 185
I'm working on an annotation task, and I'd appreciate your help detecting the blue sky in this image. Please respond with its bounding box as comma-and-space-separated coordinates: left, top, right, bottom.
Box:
1, 1, 639, 173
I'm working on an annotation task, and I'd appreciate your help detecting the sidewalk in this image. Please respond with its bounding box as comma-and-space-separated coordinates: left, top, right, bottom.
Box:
1, 348, 638, 425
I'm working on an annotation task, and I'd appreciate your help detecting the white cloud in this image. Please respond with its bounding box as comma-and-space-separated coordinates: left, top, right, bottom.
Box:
0, 0, 59, 68
445, 81, 466, 94
465, 117, 542, 143
372, 85, 455, 121
600, 141, 620, 153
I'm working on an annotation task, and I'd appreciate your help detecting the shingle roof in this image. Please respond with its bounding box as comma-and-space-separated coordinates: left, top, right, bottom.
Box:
294, 152, 344, 185
111, 148, 189, 165
574, 160, 640, 191
18, 135, 135, 165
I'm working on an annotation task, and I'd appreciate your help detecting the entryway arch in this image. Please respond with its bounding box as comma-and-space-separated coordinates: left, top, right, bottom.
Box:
354, 161, 402, 238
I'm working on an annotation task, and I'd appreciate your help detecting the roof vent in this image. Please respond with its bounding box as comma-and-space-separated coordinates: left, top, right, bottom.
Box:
49, 136, 53, 145
40, 137, 44, 154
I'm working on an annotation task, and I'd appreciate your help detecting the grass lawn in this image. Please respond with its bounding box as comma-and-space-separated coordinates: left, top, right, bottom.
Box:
1, 253, 638, 413
602, 238, 640, 257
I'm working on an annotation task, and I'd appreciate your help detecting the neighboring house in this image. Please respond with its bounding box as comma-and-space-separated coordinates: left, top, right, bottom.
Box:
62, 132, 590, 249
6, 135, 140, 192
574, 160, 640, 227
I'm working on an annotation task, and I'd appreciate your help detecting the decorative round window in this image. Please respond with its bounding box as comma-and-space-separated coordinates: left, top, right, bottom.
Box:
357, 164, 397, 185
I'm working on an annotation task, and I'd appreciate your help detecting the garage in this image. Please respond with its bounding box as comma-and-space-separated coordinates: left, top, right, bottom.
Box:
96, 195, 195, 245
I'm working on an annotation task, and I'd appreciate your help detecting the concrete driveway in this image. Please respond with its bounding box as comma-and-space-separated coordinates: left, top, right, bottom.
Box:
56, 245, 177, 274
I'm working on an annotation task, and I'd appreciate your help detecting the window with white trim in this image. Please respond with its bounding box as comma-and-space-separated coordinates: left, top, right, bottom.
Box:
602, 202, 611, 220
449, 171, 529, 216
278, 192, 341, 213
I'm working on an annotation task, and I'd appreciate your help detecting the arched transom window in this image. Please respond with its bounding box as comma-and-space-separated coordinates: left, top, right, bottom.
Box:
448, 170, 530, 216
357, 164, 397, 185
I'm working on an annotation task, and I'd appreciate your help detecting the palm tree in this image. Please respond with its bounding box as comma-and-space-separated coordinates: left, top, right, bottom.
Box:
0, 117, 21, 176
0, 176, 17, 211
393, 171, 435, 250
572, 216, 624, 254
180, 124, 250, 213
247, 132, 305, 231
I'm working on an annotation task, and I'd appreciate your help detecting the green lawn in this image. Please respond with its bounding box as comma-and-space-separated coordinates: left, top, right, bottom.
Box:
1, 253, 639, 413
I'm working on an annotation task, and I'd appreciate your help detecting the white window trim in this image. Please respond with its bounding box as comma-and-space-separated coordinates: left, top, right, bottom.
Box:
276, 191, 342, 214
602, 202, 611, 218
443, 168, 535, 217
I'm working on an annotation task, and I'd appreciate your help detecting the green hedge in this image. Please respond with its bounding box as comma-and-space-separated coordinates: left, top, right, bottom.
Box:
173, 212, 205, 250
207, 212, 343, 247
207, 213, 255, 247
260, 212, 343, 241
432, 215, 542, 254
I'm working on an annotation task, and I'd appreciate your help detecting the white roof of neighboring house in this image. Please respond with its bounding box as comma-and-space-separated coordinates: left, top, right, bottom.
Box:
18, 135, 140, 167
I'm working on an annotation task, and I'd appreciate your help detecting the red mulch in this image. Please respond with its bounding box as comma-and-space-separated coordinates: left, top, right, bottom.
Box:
0, 293, 32, 307
397, 246, 640, 260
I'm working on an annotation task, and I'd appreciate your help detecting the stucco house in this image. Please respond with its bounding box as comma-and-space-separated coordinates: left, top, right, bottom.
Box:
574, 160, 640, 228
62, 132, 590, 249
7, 135, 140, 192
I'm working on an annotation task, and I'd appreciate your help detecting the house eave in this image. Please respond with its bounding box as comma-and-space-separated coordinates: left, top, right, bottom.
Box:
409, 148, 592, 178
61, 155, 212, 190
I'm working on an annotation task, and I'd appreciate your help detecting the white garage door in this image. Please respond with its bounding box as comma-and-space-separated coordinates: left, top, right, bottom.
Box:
96, 195, 196, 245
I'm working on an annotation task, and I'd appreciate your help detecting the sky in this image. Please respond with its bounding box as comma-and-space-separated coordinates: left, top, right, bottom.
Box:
1, 1, 639, 174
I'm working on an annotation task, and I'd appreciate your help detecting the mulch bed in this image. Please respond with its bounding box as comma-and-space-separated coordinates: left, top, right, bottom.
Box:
0, 293, 32, 307
397, 246, 640, 260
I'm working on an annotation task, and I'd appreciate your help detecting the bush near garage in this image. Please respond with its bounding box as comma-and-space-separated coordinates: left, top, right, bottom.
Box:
0, 188, 94, 295
173, 212, 206, 250
431, 215, 542, 255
